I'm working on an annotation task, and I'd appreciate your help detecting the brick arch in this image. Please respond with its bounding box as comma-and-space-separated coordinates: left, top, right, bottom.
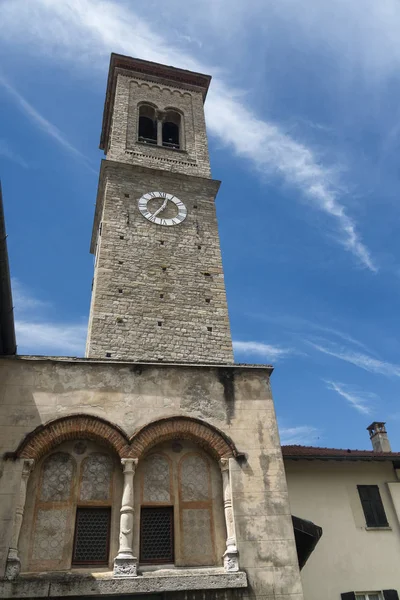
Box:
129, 416, 238, 460
16, 414, 130, 462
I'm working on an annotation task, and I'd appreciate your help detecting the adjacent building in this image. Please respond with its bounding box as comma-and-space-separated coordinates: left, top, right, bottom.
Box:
283, 422, 400, 600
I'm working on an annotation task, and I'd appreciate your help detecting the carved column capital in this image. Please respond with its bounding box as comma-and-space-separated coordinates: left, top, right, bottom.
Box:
121, 458, 138, 474
21, 459, 35, 479
219, 457, 230, 472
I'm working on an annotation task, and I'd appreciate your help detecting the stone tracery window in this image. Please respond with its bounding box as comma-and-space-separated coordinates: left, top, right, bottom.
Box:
136, 441, 225, 568
22, 441, 118, 572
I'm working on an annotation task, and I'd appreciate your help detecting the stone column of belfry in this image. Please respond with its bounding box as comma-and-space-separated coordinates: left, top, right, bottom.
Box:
220, 457, 239, 572
113, 458, 139, 577
5, 458, 35, 580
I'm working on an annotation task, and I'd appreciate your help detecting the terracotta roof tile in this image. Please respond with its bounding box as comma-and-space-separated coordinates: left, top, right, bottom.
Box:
282, 445, 400, 461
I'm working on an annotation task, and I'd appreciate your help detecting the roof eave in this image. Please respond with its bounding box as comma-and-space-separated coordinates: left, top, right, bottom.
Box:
0, 183, 16, 355
100, 53, 212, 152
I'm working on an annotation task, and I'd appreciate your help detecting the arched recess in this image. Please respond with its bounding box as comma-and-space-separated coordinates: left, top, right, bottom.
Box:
15, 414, 130, 462
129, 416, 238, 460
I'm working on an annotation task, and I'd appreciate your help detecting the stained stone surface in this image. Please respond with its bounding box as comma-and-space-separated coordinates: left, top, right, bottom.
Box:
32, 509, 68, 561
182, 509, 213, 562
79, 454, 113, 501
143, 454, 170, 503
181, 454, 209, 501
40, 453, 73, 502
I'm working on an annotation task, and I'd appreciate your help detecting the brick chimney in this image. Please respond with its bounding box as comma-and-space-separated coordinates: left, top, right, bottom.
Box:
367, 422, 391, 453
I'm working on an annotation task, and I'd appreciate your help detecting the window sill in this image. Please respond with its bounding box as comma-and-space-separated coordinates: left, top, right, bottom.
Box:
135, 141, 188, 155
2, 567, 248, 598
365, 526, 392, 531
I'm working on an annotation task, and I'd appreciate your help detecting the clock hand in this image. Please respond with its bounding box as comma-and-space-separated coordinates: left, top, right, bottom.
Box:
152, 198, 168, 217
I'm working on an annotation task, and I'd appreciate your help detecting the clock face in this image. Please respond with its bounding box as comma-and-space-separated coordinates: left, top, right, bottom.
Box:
138, 191, 187, 226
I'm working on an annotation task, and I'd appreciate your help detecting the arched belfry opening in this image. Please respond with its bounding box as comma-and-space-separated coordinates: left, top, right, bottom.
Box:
137, 106, 182, 151
162, 111, 181, 150
138, 105, 157, 145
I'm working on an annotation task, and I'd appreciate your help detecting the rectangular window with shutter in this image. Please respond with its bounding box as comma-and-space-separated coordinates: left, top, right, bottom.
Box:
343, 592, 398, 600
357, 485, 389, 528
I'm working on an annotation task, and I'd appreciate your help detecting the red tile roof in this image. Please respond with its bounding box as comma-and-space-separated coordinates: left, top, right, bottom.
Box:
282, 445, 400, 461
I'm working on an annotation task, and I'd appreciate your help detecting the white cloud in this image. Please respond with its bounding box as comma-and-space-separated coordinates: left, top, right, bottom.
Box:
0, 139, 28, 168
279, 425, 320, 445
0, 73, 93, 168
325, 380, 376, 415
309, 340, 400, 377
0, 0, 377, 271
11, 279, 87, 356
15, 321, 87, 355
233, 340, 294, 361
11, 278, 50, 314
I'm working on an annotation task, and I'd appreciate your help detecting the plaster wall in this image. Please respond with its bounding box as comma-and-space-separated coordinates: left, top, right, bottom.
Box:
0, 356, 302, 600
285, 459, 400, 600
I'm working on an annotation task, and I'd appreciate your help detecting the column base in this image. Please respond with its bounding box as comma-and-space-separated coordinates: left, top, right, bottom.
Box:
113, 554, 138, 577
223, 549, 239, 573
5, 551, 21, 581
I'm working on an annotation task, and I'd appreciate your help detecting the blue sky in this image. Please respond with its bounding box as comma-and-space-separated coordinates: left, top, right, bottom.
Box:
1, 0, 400, 450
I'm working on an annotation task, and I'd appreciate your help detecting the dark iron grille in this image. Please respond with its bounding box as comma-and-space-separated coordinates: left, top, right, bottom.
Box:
140, 507, 174, 563
72, 508, 111, 565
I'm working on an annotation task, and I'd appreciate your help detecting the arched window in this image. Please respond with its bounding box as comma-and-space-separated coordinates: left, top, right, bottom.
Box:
135, 441, 225, 568
22, 440, 119, 572
138, 105, 157, 145
162, 111, 181, 149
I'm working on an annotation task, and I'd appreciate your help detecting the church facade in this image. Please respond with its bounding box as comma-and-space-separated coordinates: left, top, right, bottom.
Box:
0, 54, 303, 599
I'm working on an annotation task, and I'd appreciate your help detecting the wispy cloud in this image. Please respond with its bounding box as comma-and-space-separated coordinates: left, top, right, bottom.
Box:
250, 313, 375, 355
12, 278, 87, 356
325, 380, 376, 415
12, 278, 50, 313
0, 0, 377, 270
0, 73, 93, 169
16, 321, 87, 355
279, 425, 321, 445
233, 340, 294, 362
0, 139, 28, 168
309, 340, 400, 377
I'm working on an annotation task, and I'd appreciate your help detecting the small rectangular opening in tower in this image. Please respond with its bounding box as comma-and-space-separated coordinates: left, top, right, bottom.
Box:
205, 298, 211, 304
120, 235, 124, 240
160, 294, 164, 299
158, 321, 162, 327
160, 240, 165, 245
118, 288, 123, 293
204, 272, 211, 277
207, 326, 212, 332
162, 267, 167, 272
124, 193, 130, 198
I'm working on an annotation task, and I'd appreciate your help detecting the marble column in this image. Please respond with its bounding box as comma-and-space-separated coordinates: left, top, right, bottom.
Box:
113, 458, 139, 577
5, 458, 35, 581
220, 457, 239, 572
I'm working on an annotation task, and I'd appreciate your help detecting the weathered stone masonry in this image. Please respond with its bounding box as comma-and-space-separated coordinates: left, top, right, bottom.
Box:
86, 56, 233, 363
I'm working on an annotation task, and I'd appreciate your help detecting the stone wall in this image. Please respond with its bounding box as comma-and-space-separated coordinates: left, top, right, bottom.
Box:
108, 73, 211, 179
0, 356, 303, 599
86, 161, 233, 363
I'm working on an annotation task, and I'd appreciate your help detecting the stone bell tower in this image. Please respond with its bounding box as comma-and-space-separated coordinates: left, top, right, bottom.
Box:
86, 54, 233, 363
